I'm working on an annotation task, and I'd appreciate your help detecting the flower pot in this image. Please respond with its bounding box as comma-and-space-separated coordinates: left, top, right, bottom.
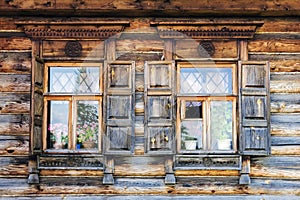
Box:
82, 141, 96, 149
184, 140, 197, 150
217, 139, 231, 150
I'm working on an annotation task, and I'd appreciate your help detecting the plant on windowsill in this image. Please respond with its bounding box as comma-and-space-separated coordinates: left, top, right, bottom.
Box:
181, 125, 198, 150
48, 123, 68, 149
76, 122, 98, 149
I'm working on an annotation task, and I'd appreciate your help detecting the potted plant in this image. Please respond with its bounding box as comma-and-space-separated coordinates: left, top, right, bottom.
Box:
181, 125, 198, 150
77, 122, 98, 149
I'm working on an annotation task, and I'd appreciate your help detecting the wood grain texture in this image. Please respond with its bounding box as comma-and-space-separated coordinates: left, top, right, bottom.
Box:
270, 60, 300, 72
0, 114, 30, 135
0, 74, 31, 92
0, 135, 29, 155
248, 39, 300, 53
0, 156, 28, 176
271, 94, 300, 113
0, 93, 30, 114
0, 52, 31, 73
0, 37, 31, 51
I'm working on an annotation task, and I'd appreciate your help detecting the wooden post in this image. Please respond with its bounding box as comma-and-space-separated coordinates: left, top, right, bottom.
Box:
239, 156, 251, 185
165, 158, 176, 185
103, 158, 114, 185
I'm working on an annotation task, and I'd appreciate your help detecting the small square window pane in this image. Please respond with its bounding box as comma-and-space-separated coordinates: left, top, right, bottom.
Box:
49, 67, 100, 93
47, 101, 69, 149
210, 101, 233, 150
76, 100, 99, 150
185, 101, 202, 118
180, 68, 232, 94
181, 120, 202, 150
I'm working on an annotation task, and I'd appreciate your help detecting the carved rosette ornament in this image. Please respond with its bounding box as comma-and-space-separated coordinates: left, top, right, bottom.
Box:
65, 41, 82, 57
198, 41, 215, 57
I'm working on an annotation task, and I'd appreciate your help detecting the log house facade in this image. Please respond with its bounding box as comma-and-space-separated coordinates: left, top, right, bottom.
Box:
0, 0, 299, 197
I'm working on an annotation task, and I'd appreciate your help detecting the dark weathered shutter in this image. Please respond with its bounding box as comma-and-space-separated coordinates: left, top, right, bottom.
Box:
32, 57, 44, 153
104, 61, 135, 153
145, 61, 175, 153
239, 61, 270, 155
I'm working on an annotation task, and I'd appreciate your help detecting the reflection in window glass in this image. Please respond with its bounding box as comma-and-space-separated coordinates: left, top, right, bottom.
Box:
49, 67, 99, 93
210, 101, 233, 150
185, 101, 202, 118
47, 101, 69, 149
181, 120, 203, 150
76, 101, 99, 149
180, 68, 232, 94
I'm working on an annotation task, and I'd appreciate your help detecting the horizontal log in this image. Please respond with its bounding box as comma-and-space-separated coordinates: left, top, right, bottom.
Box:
257, 18, 300, 33
0, 74, 31, 92
270, 80, 300, 93
0, 52, 31, 73
40, 170, 103, 177
0, 135, 29, 155
254, 33, 300, 40
271, 113, 300, 123
0, 156, 28, 176
175, 170, 239, 176
0, 114, 30, 135
116, 39, 164, 52
0, 37, 31, 51
271, 136, 300, 146
175, 40, 237, 59
271, 93, 300, 113
270, 60, 300, 72
271, 145, 300, 155
249, 53, 300, 61
116, 52, 163, 61
271, 122, 300, 136
248, 39, 300, 53
114, 164, 165, 177
42, 40, 104, 59
0, 93, 30, 114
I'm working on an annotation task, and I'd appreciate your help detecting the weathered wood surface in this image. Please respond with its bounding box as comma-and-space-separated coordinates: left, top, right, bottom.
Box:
40, 170, 103, 177
0, 74, 30, 92
0, 93, 30, 114
0, 114, 30, 135
248, 39, 300, 53
175, 40, 238, 59
270, 73, 300, 93
42, 40, 104, 59
270, 60, 300, 72
1, 0, 300, 17
0, 156, 28, 176
0, 135, 29, 155
0, 37, 31, 51
0, 52, 31, 73
271, 94, 300, 113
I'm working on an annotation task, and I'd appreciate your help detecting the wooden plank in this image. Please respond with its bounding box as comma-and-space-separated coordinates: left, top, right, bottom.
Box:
0, 135, 29, 155
0, 37, 31, 51
175, 170, 239, 176
0, 74, 31, 92
271, 113, 300, 123
116, 53, 163, 61
271, 136, 300, 146
248, 39, 300, 53
270, 73, 300, 93
0, 114, 30, 135
42, 40, 104, 59
114, 164, 165, 177
0, 156, 28, 176
116, 39, 164, 52
270, 60, 300, 72
0, 0, 56, 10
271, 122, 300, 136
40, 170, 103, 176
257, 18, 300, 33
249, 53, 300, 61
271, 145, 300, 155
0, 93, 30, 114
271, 94, 300, 113
0, 52, 31, 73
175, 40, 237, 59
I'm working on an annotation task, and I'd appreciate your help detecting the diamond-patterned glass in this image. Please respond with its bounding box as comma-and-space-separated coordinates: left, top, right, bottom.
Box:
180, 68, 232, 94
49, 67, 99, 93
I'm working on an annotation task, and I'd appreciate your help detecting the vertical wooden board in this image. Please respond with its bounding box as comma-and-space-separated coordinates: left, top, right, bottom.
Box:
0, 52, 31, 73
0, 93, 30, 114
244, 128, 268, 150
107, 96, 131, 120
175, 40, 238, 59
243, 96, 266, 119
0, 156, 28, 176
42, 40, 104, 59
107, 127, 131, 150
0, 74, 31, 92
0, 135, 29, 155
0, 114, 30, 134
148, 96, 171, 120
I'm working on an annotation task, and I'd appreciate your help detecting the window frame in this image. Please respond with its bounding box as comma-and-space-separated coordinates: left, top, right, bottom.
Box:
42, 62, 103, 154
176, 62, 238, 154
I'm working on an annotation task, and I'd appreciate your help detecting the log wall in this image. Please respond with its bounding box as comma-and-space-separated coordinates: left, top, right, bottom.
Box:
0, 6, 300, 197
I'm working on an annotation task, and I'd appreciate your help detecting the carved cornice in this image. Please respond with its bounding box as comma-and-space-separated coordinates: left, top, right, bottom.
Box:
16, 21, 130, 39
151, 21, 264, 39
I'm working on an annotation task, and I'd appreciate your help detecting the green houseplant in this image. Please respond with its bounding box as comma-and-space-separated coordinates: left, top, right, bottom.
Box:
181, 125, 198, 150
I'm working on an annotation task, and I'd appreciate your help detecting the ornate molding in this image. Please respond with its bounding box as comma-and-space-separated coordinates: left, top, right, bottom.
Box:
65, 41, 82, 57
198, 41, 215, 57
16, 21, 129, 39
38, 156, 104, 169
151, 21, 263, 39
175, 155, 241, 169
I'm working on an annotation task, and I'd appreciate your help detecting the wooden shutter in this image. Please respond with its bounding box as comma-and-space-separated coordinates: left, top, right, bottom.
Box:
104, 61, 135, 154
32, 57, 44, 153
239, 61, 270, 155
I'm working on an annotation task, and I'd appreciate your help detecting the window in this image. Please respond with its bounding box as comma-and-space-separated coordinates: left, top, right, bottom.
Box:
177, 62, 237, 153
43, 63, 103, 153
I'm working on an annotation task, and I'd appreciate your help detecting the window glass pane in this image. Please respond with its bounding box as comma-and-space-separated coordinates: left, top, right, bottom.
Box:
180, 68, 232, 94
76, 100, 99, 149
185, 101, 202, 118
47, 101, 69, 149
49, 67, 99, 93
210, 101, 233, 150
181, 120, 202, 150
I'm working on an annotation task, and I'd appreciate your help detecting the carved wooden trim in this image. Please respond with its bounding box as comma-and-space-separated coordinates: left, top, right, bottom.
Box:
175, 155, 241, 170
151, 21, 263, 39
16, 21, 130, 39
38, 156, 104, 170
